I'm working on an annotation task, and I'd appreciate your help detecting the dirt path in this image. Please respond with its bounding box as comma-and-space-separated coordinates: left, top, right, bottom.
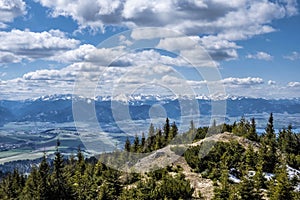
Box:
173, 156, 214, 199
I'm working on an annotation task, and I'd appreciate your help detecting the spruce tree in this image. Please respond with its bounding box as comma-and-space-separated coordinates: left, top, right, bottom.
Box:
38, 153, 50, 199
253, 159, 266, 190
169, 122, 178, 141
260, 113, 278, 173
141, 132, 145, 149
155, 129, 163, 149
76, 146, 85, 175
213, 161, 230, 200
269, 164, 294, 200
236, 176, 262, 200
133, 134, 140, 152
247, 118, 258, 141
265, 113, 276, 146
245, 144, 257, 170
22, 167, 40, 199
148, 123, 155, 137
164, 118, 170, 141
124, 137, 131, 152
50, 139, 73, 200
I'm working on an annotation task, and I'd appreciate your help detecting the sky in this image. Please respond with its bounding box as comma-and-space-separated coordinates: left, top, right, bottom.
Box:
0, 0, 300, 100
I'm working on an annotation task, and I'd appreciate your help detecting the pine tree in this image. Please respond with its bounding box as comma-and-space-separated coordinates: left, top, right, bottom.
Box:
146, 123, 156, 151
278, 125, 298, 154
50, 139, 73, 199
247, 118, 258, 141
149, 123, 155, 137
155, 129, 163, 149
98, 181, 114, 200
133, 134, 140, 152
124, 137, 131, 152
269, 164, 294, 200
260, 113, 278, 173
98, 168, 122, 200
237, 176, 262, 200
265, 113, 276, 146
213, 161, 230, 200
22, 167, 40, 199
253, 159, 266, 190
245, 144, 257, 170
164, 118, 170, 141
38, 153, 50, 199
187, 120, 196, 142
259, 139, 277, 173
232, 116, 250, 137
169, 122, 178, 141
141, 132, 145, 149
76, 146, 85, 174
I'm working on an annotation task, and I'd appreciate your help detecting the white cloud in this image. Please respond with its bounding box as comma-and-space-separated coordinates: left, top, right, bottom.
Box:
51, 44, 128, 65
268, 80, 276, 85
0, 51, 21, 63
288, 82, 300, 88
2, 64, 300, 100
131, 28, 182, 40
221, 77, 264, 86
246, 51, 273, 61
35, 0, 297, 39
199, 36, 240, 61
0, 0, 27, 26
0, 29, 80, 63
34, 0, 297, 63
284, 51, 300, 61
23, 69, 76, 81
37, 0, 123, 31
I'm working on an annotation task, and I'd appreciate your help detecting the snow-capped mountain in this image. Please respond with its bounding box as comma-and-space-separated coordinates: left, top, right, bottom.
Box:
0, 94, 300, 128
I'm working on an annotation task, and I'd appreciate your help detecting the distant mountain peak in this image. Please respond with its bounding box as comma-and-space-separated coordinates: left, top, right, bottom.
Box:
24, 93, 298, 102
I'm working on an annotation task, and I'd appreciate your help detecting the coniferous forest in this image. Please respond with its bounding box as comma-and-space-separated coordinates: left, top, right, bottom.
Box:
0, 113, 300, 200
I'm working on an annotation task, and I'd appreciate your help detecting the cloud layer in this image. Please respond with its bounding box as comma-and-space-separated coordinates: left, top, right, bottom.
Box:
36, 0, 297, 38
33, 0, 297, 62
0, 0, 299, 100
0, 29, 80, 63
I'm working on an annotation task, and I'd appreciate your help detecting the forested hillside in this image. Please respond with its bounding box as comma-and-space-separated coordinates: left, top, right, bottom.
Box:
0, 114, 300, 199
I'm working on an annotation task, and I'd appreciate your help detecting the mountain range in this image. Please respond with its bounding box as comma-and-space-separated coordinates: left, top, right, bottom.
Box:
1, 94, 300, 129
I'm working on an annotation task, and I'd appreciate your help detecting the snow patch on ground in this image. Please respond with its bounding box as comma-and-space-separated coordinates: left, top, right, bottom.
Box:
229, 173, 241, 183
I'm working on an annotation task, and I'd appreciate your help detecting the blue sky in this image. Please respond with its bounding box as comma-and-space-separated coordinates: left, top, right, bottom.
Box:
0, 0, 300, 100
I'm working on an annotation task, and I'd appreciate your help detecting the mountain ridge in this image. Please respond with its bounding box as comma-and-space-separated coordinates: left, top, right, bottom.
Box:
1, 94, 300, 128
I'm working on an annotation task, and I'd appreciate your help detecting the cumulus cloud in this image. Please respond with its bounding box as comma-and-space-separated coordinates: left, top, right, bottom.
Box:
2, 63, 300, 100
51, 44, 128, 65
35, 0, 297, 62
0, 0, 27, 27
23, 69, 76, 81
284, 51, 300, 61
246, 51, 273, 61
0, 29, 80, 63
199, 36, 240, 61
36, 0, 297, 39
37, 0, 123, 31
